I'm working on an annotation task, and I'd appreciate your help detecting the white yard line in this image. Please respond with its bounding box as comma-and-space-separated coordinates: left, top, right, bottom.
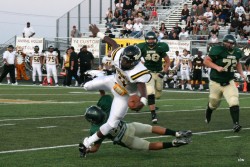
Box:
0, 128, 249, 154
1, 106, 250, 122
224, 136, 241, 139
37, 126, 57, 129
0, 124, 15, 127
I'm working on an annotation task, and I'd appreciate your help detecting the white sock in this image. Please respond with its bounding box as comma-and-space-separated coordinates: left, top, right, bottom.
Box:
84, 133, 100, 147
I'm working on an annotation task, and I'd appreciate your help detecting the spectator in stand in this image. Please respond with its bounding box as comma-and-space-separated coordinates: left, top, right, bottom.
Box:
179, 28, 189, 40
190, 4, 198, 22
196, 4, 205, 18
71, 25, 82, 38
154, 0, 162, 6
243, 21, 250, 37
162, 0, 171, 7
114, 9, 122, 26
192, 0, 202, 6
236, 33, 247, 41
134, 0, 142, 11
123, 19, 133, 37
213, 5, 222, 22
228, 14, 242, 36
169, 32, 179, 40
116, 0, 124, 15
209, 24, 219, 38
159, 22, 168, 39
144, 5, 151, 22
149, 7, 158, 22
168, 28, 175, 39
192, 23, 200, 35
180, 4, 190, 22
23, 22, 35, 38
209, 34, 219, 43
173, 23, 182, 35
245, 6, 250, 21
136, 7, 145, 22
106, 7, 112, 17
130, 19, 143, 38
185, 16, 193, 34
201, 0, 209, 8
105, 28, 115, 38
235, 2, 246, 20
105, 11, 117, 29
220, 3, 231, 25
203, 7, 213, 24
123, 0, 133, 18
198, 24, 209, 40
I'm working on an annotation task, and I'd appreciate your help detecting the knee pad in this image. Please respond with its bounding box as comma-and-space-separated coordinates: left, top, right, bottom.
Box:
209, 97, 221, 110
148, 94, 155, 105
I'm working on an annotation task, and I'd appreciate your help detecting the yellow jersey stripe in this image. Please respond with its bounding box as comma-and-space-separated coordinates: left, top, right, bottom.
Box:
131, 70, 150, 80
111, 47, 122, 61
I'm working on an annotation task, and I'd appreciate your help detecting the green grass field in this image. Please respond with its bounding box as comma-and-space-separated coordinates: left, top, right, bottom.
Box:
0, 85, 249, 167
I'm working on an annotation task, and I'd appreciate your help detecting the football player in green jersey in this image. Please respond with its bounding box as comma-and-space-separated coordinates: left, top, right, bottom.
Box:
79, 92, 192, 157
204, 34, 246, 132
137, 31, 170, 124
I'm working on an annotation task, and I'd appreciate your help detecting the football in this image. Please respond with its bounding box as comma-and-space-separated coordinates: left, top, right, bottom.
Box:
128, 94, 141, 110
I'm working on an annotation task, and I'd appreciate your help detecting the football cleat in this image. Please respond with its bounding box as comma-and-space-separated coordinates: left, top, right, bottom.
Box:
205, 108, 213, 124
79, 143, 88, 158
172, 138, 191, 147
151, 113, 158, 124
233, 123, 242, 133
176, 130, 192, 138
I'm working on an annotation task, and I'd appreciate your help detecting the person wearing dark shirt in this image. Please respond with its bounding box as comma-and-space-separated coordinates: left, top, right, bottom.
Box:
78, 45, 94, 83
67, 46, 81, 86
173, 23, 182, 35
192, 51, 204, 90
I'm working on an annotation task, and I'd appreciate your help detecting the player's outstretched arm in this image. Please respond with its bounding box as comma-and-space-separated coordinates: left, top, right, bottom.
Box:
89, 24, 119, 50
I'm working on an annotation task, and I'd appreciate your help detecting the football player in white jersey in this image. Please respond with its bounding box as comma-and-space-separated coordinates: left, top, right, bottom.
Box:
43, 46, 59, 86
29, 46, 43, 85
165, 51, 180, 88
177, 49, 193, 90
81, 24, 151, 151
101, 53, 114, 75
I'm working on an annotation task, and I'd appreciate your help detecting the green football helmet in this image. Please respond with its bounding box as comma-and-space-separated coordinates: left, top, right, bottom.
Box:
223, 34, 236, 51
84, 106, 106, 125
145, 31, 158, 47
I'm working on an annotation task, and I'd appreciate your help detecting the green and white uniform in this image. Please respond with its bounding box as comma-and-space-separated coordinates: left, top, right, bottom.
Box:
208, 45, 243, 109
90, 95, 152, 150
137, 42, 169, 98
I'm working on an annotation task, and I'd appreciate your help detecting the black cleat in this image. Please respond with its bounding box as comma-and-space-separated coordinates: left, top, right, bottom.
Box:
151, 113, 158, 124
176, 130, 192, 138
172, 138, 191, 147
233, 123, 242, 133
205, 108, 213, 124
79, 143, 88, 158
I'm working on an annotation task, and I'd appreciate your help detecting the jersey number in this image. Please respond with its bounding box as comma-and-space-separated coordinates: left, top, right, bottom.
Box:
223, 59, 237, 72
145, 53, 160, 62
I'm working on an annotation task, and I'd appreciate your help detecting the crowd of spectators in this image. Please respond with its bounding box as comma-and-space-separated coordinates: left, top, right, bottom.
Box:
176, 0, 250, 43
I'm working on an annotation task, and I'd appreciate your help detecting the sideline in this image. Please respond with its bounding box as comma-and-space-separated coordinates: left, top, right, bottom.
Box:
0, 128, 249, 154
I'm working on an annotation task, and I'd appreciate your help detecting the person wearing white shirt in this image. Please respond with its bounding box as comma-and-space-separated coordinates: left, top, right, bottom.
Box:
134, 0, 142, 11
203, 7, 213, 23
23, 22, 35, 38
235, 3, 246, 18
130, 20, 143, 38
0, 45, 17, 84
179, 28, 189, 40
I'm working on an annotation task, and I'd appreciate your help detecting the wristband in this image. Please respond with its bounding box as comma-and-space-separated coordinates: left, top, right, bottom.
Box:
97, 32, 105, 39
140, 97, 148, 106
